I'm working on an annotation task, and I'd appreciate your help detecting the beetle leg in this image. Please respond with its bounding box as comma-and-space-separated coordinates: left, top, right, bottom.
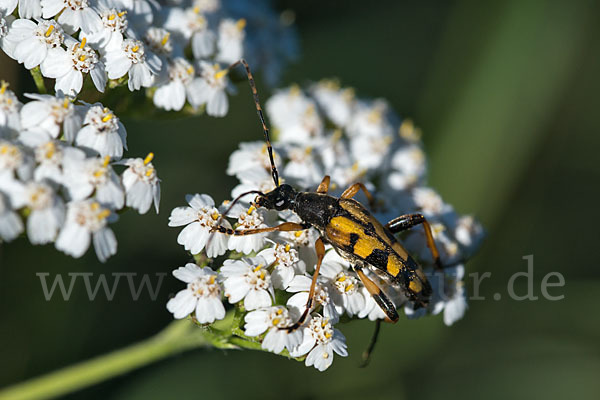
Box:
211, 221, 309, 236
354, 267, 399, 322
316, 175, 330, 194
385, 213, 442, 270
283, 236, 326, 331
360, 319, 382, 368
340, 182, 375, 209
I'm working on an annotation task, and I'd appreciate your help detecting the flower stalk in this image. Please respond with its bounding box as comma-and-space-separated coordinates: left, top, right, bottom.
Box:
30, 67, 47, 94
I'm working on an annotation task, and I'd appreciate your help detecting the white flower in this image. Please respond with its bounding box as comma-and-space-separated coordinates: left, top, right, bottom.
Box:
19, 93, 83, 141
319, 251, 366, 317
187, 61, 230, 117
454, 215, 485, 257
75, 103, 127, 159
291, 314, 348, 371
257, 241, 306, 289
13, 180, 65, 244
226, 141, 281, 178
219, 256, 274, 310
82, 5, 127, 52
286, 274, 338, 322
5, 18, 64, 69
167, 264, 225, 324
168, 193, 230, 257
226, 203, 268, 254
427, 264, 467, 326
0, 81, 22, 138
0, 139, 33, 182
243, 306, 302, 354
310, 80, 355, 127
105, 38, 162, 91
216, 18, 245, 64
119, 152, 160, 214
62, 154, 124, 209
163, 6, 215, 59
346, 99, 396, 139
144, 26, 178, 60
152, 57, 196, 111
55, 199, 117, 261
41, 0, 102, 34
281, 142, 324, 188
386, 143, 426, 190
266, 85, 323, 144
0, 0, 41, 20
0, 191, 23, 242
40, 37, 106, 95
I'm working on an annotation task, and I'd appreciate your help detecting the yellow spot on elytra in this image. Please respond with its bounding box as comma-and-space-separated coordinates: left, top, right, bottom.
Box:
44, 25, 55, 37
143, 152, 154, 165
102, 113, 113, 122
80, 38, 87, 48
0, 81, 8, 94
409, 280, 422, 293
161, 33, 170, 46
236, 18, 246, 30
132, 45, 140, 53
284, 244, 291, 252
214, 69, 228, 80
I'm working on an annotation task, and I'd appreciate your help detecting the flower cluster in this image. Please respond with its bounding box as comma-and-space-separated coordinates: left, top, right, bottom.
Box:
0, 83, 160, 261
167, 80, 484, 370
0, 0, 298, 115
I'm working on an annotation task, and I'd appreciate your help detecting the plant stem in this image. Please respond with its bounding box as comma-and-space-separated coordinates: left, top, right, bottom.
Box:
0, 319, 212, 400
29, 68, 47, 94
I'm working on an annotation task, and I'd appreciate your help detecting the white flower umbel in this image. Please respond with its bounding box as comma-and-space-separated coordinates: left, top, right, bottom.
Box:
291, 314, 348, 371
75, 103, 127, 159
41, 0, 102, 34
105, 38, 162, 91
0, 81, 22, 138
19, 93, 83, 141
168, 193, 230, 257
55, 199, 117, 262
167, 263, 225, 324
187, 61, 230, 117
0, 0, 41, 19
226, 203, 268, 254
0, 191, 23, 242
5, 18, 64, 69
216, 18, 245, 64
119, 152, 160, 214
219, 256, 274, 311
257, 241, 306, 289
163, 6, 215, 59
83, 6, 127, 52
13, 180, 65, 244
244, 306, 303, 354
40, 37, 106, 95
153, 57, 196, 111
62, 154, 124, 209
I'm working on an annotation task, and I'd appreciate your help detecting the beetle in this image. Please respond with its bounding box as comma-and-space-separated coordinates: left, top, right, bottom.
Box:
211, 60, 443, 334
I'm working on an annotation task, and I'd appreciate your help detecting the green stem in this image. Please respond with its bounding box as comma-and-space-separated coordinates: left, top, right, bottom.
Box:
29, 67, 47, 94
0, 319, 214, 400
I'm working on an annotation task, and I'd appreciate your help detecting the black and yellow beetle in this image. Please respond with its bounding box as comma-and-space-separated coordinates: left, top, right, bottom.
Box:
212, 60, 443, 335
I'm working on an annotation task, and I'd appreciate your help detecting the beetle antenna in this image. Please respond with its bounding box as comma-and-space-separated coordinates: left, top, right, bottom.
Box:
226, 59, 280, 187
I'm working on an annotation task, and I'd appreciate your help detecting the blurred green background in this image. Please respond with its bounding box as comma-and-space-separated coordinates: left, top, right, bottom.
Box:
1, 0, 599, 399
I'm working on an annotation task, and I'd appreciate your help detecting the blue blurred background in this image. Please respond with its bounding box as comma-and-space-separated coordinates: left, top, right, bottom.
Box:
1, 1, 599, 398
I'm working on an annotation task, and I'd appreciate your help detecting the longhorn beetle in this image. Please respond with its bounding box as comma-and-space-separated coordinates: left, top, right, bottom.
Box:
212, 59, 444, 359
